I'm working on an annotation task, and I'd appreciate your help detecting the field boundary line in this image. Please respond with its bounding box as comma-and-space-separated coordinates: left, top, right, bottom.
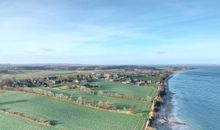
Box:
0, 108, 52, 127
1, 89, 138, 116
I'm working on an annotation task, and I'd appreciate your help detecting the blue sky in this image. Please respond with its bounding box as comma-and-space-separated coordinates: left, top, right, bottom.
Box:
0, 0, 220, 64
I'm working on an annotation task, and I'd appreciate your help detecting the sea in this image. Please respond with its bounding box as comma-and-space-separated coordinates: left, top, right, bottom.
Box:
169, 66, 220, 130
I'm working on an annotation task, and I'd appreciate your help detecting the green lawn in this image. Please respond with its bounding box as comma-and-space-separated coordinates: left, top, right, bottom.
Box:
0, 91, 145, 130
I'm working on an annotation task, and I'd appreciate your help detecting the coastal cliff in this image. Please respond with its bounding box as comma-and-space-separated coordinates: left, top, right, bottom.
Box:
144, 69, 190, 130
144, 74, 174, 130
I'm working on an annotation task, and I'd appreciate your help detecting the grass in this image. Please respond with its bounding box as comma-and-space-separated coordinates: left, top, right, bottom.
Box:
0, 112, 50, 130
90, 80, 157, 98
0, 91, 146, 130
0, 72, 158, 130
40, 87, 150, 115
39, 80, 158, 115
133, 75, 160, 81
0, 70, 92, 80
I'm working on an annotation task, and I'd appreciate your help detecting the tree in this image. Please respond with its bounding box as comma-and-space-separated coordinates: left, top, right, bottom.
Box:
77, 96, 83, 104
0, 78, 13, 88
98, 101, 112, 109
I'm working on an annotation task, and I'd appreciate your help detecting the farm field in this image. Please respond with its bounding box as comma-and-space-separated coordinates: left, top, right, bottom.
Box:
90, 80, 157, 98
0, 112, 48, 130
133, 75, 161, 81
0, 91, 146, 130
0, 70, 91, 80
40, 87, 151, 115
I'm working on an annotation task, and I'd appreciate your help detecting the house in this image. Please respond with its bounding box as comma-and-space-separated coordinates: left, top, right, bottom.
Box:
51, 80, 61, 84
147, 80, 152, 84
69, 84, 77, 89
122, 81, 127, 84
137, 81, 146, 86
80, 85, 87, 89
122, 79, 132, 84
74, 79, 80, 84
156, 81, 161, 84
43, 82, 49, 87
96, 73, 105, 79
104, 73, 112, 80
47, 76, 59, 81
47, 76, 61, 84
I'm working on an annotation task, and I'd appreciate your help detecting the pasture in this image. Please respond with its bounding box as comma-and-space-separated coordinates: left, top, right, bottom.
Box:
90, 80, 157, 98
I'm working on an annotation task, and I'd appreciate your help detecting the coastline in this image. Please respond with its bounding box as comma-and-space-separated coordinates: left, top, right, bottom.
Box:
144, 70, 187, 130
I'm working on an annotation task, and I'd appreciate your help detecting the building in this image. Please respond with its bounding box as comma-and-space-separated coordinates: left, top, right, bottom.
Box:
104, 73, 111, 80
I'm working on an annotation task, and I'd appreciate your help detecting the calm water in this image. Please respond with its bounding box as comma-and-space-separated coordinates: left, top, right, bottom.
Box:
169, 67, 220, 130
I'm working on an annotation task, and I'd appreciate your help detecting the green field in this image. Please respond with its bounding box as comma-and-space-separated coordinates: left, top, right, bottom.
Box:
0, 73, 158, 130
0, 91, 146, 130
40, 80, 157, 114
90, 80, 157, 98
0, 70, 92, 80
40, 87, 150, 115
133, 75, 160, 81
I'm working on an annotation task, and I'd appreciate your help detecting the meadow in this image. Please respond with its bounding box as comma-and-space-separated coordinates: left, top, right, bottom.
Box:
90, 80, 157, 98
133, 75, 160, 81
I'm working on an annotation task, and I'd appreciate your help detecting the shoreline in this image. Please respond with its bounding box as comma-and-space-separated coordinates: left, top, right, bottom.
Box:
144, 70, 187, 130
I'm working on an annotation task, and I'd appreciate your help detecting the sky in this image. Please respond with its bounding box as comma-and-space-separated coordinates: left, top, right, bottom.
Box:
0, 0, 220, 65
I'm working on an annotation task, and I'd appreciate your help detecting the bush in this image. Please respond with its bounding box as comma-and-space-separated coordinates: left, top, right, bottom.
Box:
97, 101, 112, 109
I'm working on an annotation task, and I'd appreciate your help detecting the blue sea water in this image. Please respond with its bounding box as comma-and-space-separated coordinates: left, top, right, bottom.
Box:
169, 67, 220, 130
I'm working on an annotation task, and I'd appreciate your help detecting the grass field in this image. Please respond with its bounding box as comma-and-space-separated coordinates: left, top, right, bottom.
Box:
0, 70, 92, 80
0, 91, 146, 130
133, 75, 161, 81
0, 112, 49, 130
90, 80, 157, 98
40, 87, 150, 114
0, 72, 158, 130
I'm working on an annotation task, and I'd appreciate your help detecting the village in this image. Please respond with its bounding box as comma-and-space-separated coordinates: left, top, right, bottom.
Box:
0, 69, 171, 89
